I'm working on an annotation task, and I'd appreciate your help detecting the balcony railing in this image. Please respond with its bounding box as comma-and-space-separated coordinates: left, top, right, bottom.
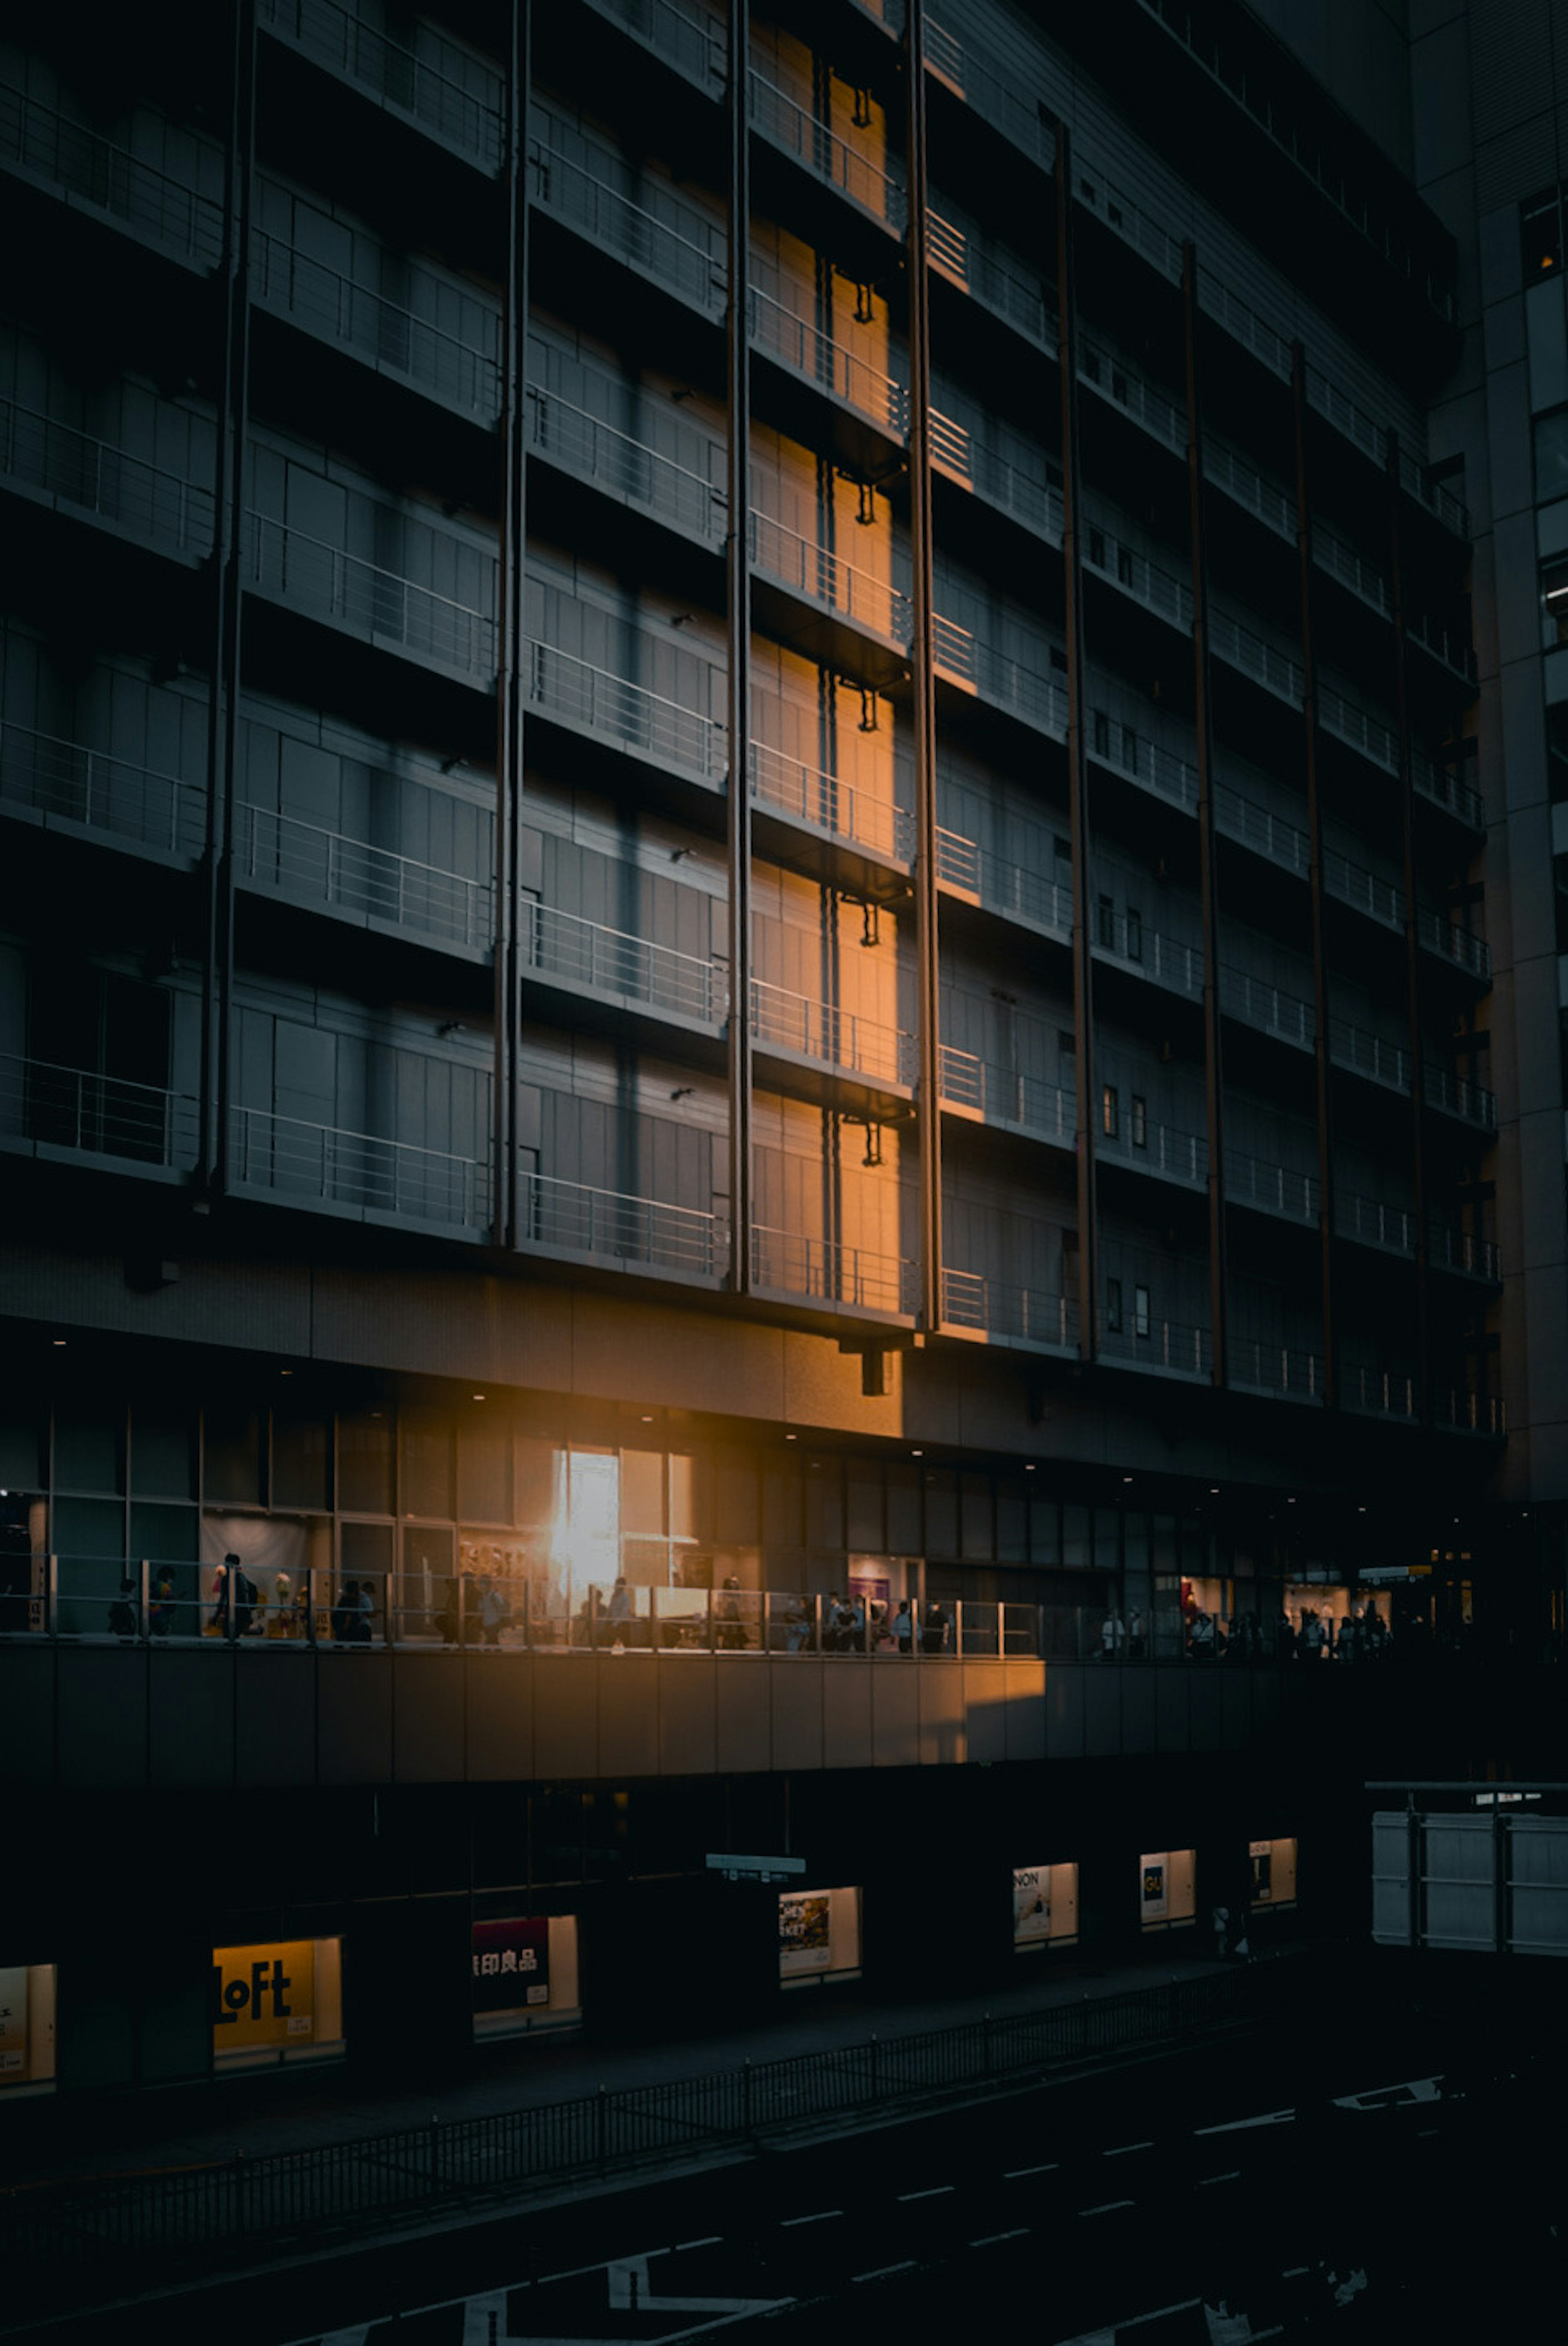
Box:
935, 827, 1072, 940
928, 413, 1063, 544
749, 69, 906, 228
1415, 905, 1489, 982
1406, 608, 1477, 687
0, 395, 214, 556
750, 975, 914, 1086
1099, 1110, 1207, 1187
938, 1046, 1073, 1146
529, 639, 726, 781
232, 1103, 490, 1229
942, 1267, 1077, 1350
1079, 337, 1185, 455
1221, 965, 1314, 1049
1090, 714, 1200, 816
931, 618, 1069, 738
1424, 1060, 1496, 1130
749, 508, 911, 641
1095, 914, 1204, 1000
0, 1053, 199, 1171
1085, 524, 1193, 633
1428, 1222, 1499, 1281
923, 16, 1056, 172
1323, 847, 1402, 931
1213, 780, 1309, 879
532, 141, 726, 316
1226, 1151, 1319, 1222
748, 739, 913, 863
251, 227, 502, 417
749, 284, 907, 436
927, 209, 1057, 353
1318, 685, 1397, 776
523, 900, 721, 1022
751, 1224, 917, 1315
1229, 1341, 1323, 1402
525, 1171, 724, 1275
1329, 1017, 1409, 1094
0, 81, 225, 268
1313, 522, 1390, 616
1209, 606, 1304, 707
258, 0, 504, 169
1414, 747, 1484, 830
1204, 434, 1294, 542
582, 0, 726, 90
527, 386, 724, 543
1098, 1312, 1212, 1380
1338, 1191, 1416, 1258
0, 720, 206, 859
235, 801, 494, 949
243, 511, 497, 675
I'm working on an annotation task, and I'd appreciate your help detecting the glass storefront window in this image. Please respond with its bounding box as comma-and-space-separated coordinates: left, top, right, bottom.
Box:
0, 1964, 56, 2092
1140, 1849, 1196, 1931
1250, 1837, 1298, 1908
211, 1938, 343, 2071
1013, 1863, 1079, 1950
471, 1915, 581, 2038
779, 1886, 862, 1985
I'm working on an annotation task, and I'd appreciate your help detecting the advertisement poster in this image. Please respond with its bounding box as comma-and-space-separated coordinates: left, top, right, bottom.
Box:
1140, 1855, 1169, 1921
1013, 1867, 1052, 1944
1250, 1840, 1274, 1902
211, 1941, 316, 2052
472, 1917, 550, 2011
0, 1969, 26, 2076
778, 1892, 833, 1977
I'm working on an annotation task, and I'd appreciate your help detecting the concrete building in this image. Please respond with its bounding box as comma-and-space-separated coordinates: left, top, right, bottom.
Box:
0, 0, 1560, 2097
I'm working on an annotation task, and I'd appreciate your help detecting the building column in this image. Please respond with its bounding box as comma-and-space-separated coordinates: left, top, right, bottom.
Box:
1291, 345, 1336, 1410
726, 0, 755, 1293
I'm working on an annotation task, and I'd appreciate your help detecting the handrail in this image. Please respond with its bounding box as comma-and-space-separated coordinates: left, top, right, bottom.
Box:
1089, 711, 1200, 815
232, 1102, 490, 1228
1229, 1341, 1323, 1401
0, 80, 225, 268
1095, 912, 1205, 999
942, 1266, 1077, 1349
235, 801, 494, 949
1329, 1017, 1409, 1095
935, 826, 1073, 939
750, 975, 915, 1086
0, 393, 214, 555
525, 1171, 724, 1274
748, 738, 914, 863
1085, 519, 1193, 632
1208, 604, 1304, 706
258, 0, 504, 169
752, 1224, 917, 1314
1079, 335, 1185, 453
749, 507, 911, 641
531, 139, 726, 315
1220, 964, 1314, 1049
931, 617, 1070, 738
922, 15, 1056, 172
937, 1045, 1074, 1146
581, 0, 727, 89
527, 384, 724, 542
1424, 1059, 1496, 1129
1098, 1311, 1212, 1380
524, 901, 721, 1022
749, 283, 907, 436
0, 719, 205, 858
748, 67, 906, 228
528, 638, 726, 780
251, 225, 502, 416
1226, 1150, 1319, 1222
927, 206, 1057, 352
928, 410, 1064, 544
1098, 1107, 1207, 1186
243, 511, 497, 676
0, 1052, 199, 1170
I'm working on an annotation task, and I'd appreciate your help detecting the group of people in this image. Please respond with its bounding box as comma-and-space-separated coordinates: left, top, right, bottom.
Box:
1095, 1600, 1395, 1662
822, 1594, 948, 1655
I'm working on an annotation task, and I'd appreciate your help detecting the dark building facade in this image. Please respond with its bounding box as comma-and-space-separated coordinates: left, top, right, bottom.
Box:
0, 0, 1559, 2098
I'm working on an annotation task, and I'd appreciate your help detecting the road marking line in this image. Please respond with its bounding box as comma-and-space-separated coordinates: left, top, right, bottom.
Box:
970, 2228, 1030, 2246
1103, 2141, 1154, 2156
677, 2237, 724, 2251
1003, 2161, 1060, 2178
1194, 2108, 1294, 2136
853, 2261, 918, 2282
1079, 2200, 1135, 2217
781, 2211, 842, 2227
539, 2246, 670, 2284
1197, 2170, 1241, 2186
1282, 2265, 1310, 2277
897, 2185, 954, 2201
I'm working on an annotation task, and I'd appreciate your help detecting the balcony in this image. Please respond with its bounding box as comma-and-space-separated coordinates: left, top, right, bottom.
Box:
1221, 964, 1313, 1051
751, 1224, 917, 1316
749, 284, 906, 440
1406, 608, 1477, 690
525, 1171, 725, 1277
531, 140, 726, 318
750, 976, 915, 1089
0, 81, 224, 270
1318, 683, 1396, 778
231, 1103, 490, 1231
1079, 336, 1185, 461
1414, 746, 1484, 831
523, 900, 722, 1024
258, 0, 505, 171
1337, 1191, 1416, 1260
243, 512, 497, 678
581, 0, 726, 93
1428, 1222, 1500, 1282
923, 15, 1056, 175
1091, 712, 1200, 818
1093, 911, 1205, 1002
928, 412, 1063, 545
1323, 846, 1401, 933
1227, 1150, 1319, 1223
941, 1266, 1077, 1351
1098, 1311, 1213, 1382
1415, 904, 1490, 984
1424, 1060, 1496, 1132
749, 507, 911, 645
234, 801, 494, 953
1229, 1340, 1323, 1403
251, 227, 502, 421
528, 386, 724, 546
1099, 1107, 1208, 1189
749, 69, 906, 231
528, 639, 726, 785
1313, 521, 1389, 617
0, 720, 206, 860
0, 1053, 199, 1174
927, 209, 1057, 355
931, 618, 1069, 739
1085, 521, 1193, 636
1209, 604, 1304, 709
935, 826, 1072, 943
938, 1046, 1073, 1148
1214, 779, 1310, 880
1328, 1016, 1409, 1096
0, 396, 214, 559
748, 739, 913, 868
1205, 433, 1294, 543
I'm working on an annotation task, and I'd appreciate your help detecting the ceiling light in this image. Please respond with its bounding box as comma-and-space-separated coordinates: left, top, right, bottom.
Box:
472, 1393, 486, 1401
52, 1338, 67, 1347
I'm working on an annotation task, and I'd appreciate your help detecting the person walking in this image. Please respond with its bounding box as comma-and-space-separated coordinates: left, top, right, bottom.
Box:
893, 1598, 914, 1656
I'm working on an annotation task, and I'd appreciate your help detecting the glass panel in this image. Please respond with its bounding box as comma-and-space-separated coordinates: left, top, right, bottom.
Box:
457, 1411, 510, 1524
338, 1412, 394, 1514
129, 1408, 196, 1498
621, 1450, 666, 1534
204, 1408, 263, 1505
274, 1411, 331, 1510
53, 1398, 124, 1493
669, 1453, 699, 1540
402, 1416, 455, 1519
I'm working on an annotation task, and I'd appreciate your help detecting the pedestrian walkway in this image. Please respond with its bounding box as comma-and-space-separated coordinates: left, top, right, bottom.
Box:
0, 1936, 1312, 2195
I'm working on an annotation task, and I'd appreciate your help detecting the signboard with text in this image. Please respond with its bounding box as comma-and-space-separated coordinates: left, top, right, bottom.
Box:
1013, 1867, 1052, 1944
472, 1917, 550, 2011
211, 1941, 316, 2052
778, 1892, 833, 1977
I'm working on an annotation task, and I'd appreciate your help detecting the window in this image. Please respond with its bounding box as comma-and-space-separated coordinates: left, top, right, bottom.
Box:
1121, 726, 1139, 775
1134, 1284, 1151, 1338
1058, 1034, 1076, 1093
1106, 1278, 1123, 1334
1117, 544, 1134, 586
1523, 189, 1564, 281
1544, 553, 1568, 646
1126, 907, 1143, 962
1092, 709, 1110, 758
1131, 1094, 1147, 1148
1096, 894, 1115, 948
1535, 410, 1568, 504
1102, 1083, 1119, 1139
1089, 527, 1106, 567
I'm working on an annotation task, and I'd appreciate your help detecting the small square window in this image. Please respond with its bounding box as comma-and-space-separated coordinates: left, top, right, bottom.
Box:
1126, 908, 1143, 961
1131, 1094, 1147, 1147
1106, 1278, 1123, 1334
1102, 1083, 1118, 1138
1134, 1284, 1151, 1338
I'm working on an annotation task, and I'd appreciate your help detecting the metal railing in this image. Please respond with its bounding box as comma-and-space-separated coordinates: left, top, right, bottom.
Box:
749, 68, 906, 227
0, 719, 206, 859
1406, 608, 1477, 686
0, 80, 225, 267
1094, 913, 1204, 999
927, 413, 1064, 544
1213, 780, 1309, 879
1329, 1017, 1409, 1095
749, 508, 911, 641
938, 1046, 1074, 1146
1220, 965, 1314, 1049
258, 0, 504, 168
1084, 522, 1193, 632
525, 1172, 724, 1276
1098, 1313, 1213, 1380
750, 977, 915, 1086
1204, 434, 1294, 541
1099, 1109, 1207, 1187
1428, 1222, 1499, 1281
0, 1053, 199, 1171
931, 618, 1070, 738
1208, 604, 1304, 706
251, 227, 501, 417
235, 802, 493, 950
528, 640, 726, 781
749, 283, 907, 437
749, 739, 914, 864
0, 395, 214, 555
942, 1267, 1077, 1350
231, 1104, 490, 1230
1225, 1151, 1319, 1222
1416, 904, 1490, 981
1413, 747, 1484, 830
1338, 1192, 1415, 1258
927, 209, 1057, 352
924, 14, 1057, 171
1424, 1059, 1496, 1130
1312, 522, 1390, 615
1229, 1341, 1323, 1401
935, 828, 1073, 940
1079, 337, 1185, 453
1323, 847, 1402, 930
523, 901, 721, 1022
531, 141, 725, 315
1318, 685, 1397, 776
527, 386, 723, 542
1089, 714, 1200, 816
751, 1225, 918, 1315
243, 512, 497, 675
582, 0, 726, 89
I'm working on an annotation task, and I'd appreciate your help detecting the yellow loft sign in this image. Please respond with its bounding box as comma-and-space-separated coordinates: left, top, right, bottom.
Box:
211, 1941, 316, 2051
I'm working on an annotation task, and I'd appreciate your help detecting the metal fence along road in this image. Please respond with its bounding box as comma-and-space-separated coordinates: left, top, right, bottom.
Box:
0, 1962, 1292, 2297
